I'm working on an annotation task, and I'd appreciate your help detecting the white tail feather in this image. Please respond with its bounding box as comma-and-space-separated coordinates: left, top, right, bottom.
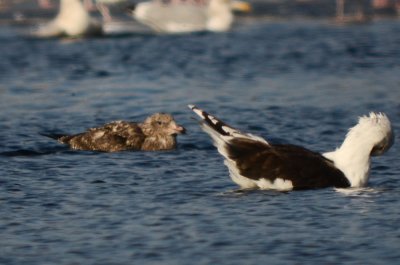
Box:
189, 104, 273, 189
189, 104, 269, 146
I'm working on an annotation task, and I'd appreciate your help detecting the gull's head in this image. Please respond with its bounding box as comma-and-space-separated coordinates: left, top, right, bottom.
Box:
348, 112, 394, 156
143, 113, 186, 136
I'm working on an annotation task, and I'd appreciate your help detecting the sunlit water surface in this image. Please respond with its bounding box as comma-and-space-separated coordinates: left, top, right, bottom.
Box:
0, 19, 400, 265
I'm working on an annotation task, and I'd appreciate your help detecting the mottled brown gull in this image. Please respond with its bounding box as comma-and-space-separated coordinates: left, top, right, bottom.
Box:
51, 113, 185, 152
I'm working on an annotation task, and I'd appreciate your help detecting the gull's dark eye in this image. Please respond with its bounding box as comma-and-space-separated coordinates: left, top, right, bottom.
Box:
157, 121, 163, 125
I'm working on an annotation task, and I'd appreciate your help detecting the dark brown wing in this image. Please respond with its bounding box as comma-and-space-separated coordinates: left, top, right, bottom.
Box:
60, 121, 145, 152
226, 138, 350, 190
65, 132, 128, 152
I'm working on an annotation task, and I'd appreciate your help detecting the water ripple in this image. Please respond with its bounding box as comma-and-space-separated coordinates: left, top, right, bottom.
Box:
0, 19, 399, 265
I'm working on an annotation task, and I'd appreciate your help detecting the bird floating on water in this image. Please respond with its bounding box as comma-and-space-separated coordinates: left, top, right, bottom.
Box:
34, 0, 103, 38
49, 113, 185, 152
189, 105, 394, 191
130, 0, 251, 33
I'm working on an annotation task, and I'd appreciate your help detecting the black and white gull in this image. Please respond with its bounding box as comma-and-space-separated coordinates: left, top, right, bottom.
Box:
189, 105, 394, 191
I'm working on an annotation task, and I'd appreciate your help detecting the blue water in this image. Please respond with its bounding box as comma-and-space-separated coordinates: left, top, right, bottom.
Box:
1, 18, 400, 265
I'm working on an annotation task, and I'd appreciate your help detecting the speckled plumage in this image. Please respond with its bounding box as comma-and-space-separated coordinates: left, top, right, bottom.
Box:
55, 113, 185, 152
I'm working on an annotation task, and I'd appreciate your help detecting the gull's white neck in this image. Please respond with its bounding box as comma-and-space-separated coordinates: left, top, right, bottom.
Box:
324, 124, 377, 187
324, 138, 372, 188
59, 0, 87, 16
207, 0, 233, 32
57, 0, 90, 27
324, 112, 393, 188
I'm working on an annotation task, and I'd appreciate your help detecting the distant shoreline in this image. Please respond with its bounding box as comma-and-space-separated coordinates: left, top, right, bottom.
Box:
0, 0, 398, 26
